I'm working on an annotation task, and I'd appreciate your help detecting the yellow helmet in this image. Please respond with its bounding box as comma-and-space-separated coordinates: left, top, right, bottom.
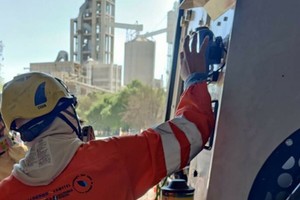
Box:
1, 72, 75, 131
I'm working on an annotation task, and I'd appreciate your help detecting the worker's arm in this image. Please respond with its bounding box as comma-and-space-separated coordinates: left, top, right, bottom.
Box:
115, 34, 214, 198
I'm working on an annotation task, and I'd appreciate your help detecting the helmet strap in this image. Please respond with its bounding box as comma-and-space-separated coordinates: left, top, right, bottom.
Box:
12, 99, 74, 142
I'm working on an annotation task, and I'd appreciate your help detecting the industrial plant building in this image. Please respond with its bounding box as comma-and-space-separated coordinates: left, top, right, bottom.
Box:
30, 0, 177, 96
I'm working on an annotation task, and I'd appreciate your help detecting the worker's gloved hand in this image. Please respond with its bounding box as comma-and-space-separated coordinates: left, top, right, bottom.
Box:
180, 34, 209, 89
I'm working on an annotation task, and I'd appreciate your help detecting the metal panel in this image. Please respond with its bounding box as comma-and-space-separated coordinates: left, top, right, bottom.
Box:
183, 7, 234, 200
206, 0, 300, 199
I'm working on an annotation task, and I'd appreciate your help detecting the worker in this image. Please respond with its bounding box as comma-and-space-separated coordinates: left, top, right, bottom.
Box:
0, 113, 27, 181
0, 34, 214, 199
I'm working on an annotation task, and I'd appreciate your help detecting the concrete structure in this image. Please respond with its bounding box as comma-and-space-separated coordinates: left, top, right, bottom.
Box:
70, 0, 146, 90
70, 0, 116, 64
70, 0, 142, 65
70, 0, 178, 89
30, 61, 80, 80
124, 37, 155, 86
27, 0, 177, 99
30, 61, 117, 95
30, 61, 83, 95
84, 59, 121, 92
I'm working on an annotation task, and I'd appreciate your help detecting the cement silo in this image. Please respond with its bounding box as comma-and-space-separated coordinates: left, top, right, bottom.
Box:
124, 36, 155, 86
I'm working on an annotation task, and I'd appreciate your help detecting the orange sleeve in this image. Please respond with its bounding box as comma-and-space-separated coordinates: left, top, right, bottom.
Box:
114, 82, 214, 199
176, 82, 215, 144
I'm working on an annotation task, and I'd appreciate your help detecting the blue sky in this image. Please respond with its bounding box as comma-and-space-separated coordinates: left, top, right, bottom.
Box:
0, 0, 177, 82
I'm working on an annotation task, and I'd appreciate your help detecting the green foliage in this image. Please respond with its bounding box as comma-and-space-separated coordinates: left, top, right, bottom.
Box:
77, 80, 166, 136
78, 92, 121, 135
121, 84, 166, 131
76, 92, 105, 121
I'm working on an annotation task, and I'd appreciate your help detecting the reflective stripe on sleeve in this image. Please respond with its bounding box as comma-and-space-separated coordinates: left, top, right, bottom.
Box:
170, 116, 203, 162
154, 122, 181, 175
153, 116, 203, 175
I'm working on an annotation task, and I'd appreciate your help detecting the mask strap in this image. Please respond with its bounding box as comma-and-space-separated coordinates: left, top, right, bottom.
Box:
57, 112, 82, 140
12, 99, 74, 142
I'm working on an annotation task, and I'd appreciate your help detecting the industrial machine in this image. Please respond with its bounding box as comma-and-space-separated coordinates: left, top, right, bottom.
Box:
166, 0, 300, 199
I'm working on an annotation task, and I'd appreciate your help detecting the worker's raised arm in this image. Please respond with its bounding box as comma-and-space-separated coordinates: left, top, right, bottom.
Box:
116, 33, 214, 199
176, 34, 215, 145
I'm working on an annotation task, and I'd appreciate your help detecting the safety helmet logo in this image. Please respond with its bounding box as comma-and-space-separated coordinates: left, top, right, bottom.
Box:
34, 82, 47, 109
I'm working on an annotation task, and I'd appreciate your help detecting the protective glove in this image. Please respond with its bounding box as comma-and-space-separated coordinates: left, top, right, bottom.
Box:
180, 33, 210, 89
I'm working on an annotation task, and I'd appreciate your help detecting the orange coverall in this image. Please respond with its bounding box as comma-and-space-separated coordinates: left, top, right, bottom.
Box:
0, 82, 214, 200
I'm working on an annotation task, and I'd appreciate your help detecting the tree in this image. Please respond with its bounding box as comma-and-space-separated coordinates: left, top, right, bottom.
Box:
81, 80, 166, 136
77, 92, 103, 115
84, 93, 119, 135
121, 84, 166, 131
